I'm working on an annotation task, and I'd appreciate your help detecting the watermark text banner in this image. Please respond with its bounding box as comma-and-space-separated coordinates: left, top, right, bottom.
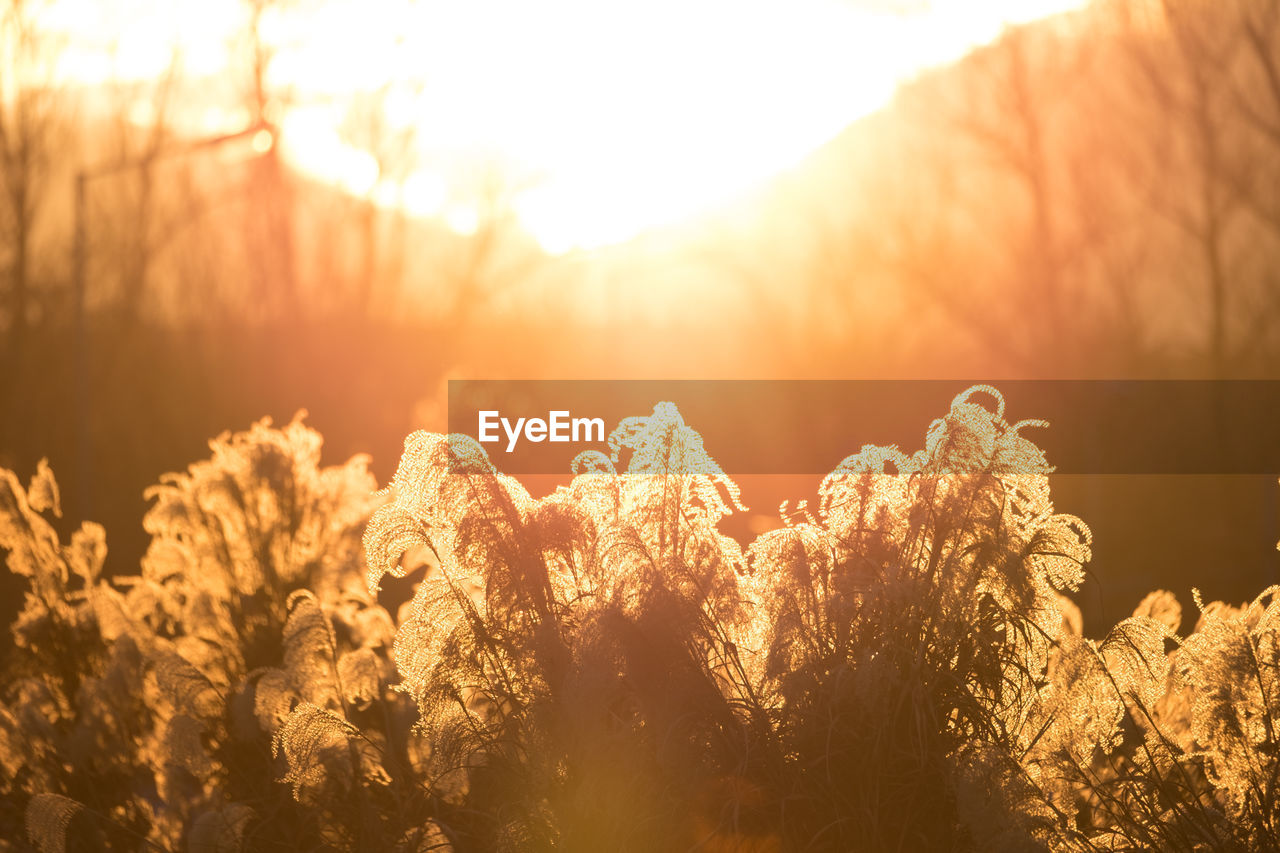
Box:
447, 380, 1280, 475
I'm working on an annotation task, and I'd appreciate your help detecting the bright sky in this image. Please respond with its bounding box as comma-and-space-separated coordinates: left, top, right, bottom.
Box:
33, 0, 1089, 254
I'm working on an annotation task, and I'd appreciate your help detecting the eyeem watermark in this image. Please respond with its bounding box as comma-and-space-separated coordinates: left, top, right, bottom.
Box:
478, 410, 605, 452
453, 380, 1280, 474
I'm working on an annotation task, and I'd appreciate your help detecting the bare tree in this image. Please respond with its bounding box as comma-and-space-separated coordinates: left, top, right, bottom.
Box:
869, 3, 1280, 376
440, 161, 545, 330
1216, 0, 1280, 367
337, 82, 421, 319
1103, 0, 1247, 377
93, 54, 183, 325
0, 0, 63, 357
239, 0, 298, 320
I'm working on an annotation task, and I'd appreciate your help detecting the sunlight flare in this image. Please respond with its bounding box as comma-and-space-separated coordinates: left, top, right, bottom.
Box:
37, 0, 1088, 251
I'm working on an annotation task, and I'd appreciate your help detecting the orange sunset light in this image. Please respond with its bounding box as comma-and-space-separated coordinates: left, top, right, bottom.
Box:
36, 0, 1087, 254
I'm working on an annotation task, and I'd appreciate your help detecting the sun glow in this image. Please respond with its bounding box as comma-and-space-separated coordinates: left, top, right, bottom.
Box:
37, 0, 1088, 254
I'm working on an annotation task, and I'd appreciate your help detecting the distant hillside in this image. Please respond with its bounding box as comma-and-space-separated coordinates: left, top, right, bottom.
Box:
589, 0, 1280, 378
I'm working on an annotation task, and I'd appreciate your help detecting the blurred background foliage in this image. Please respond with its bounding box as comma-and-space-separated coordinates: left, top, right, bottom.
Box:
1, 0, 1278, 635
